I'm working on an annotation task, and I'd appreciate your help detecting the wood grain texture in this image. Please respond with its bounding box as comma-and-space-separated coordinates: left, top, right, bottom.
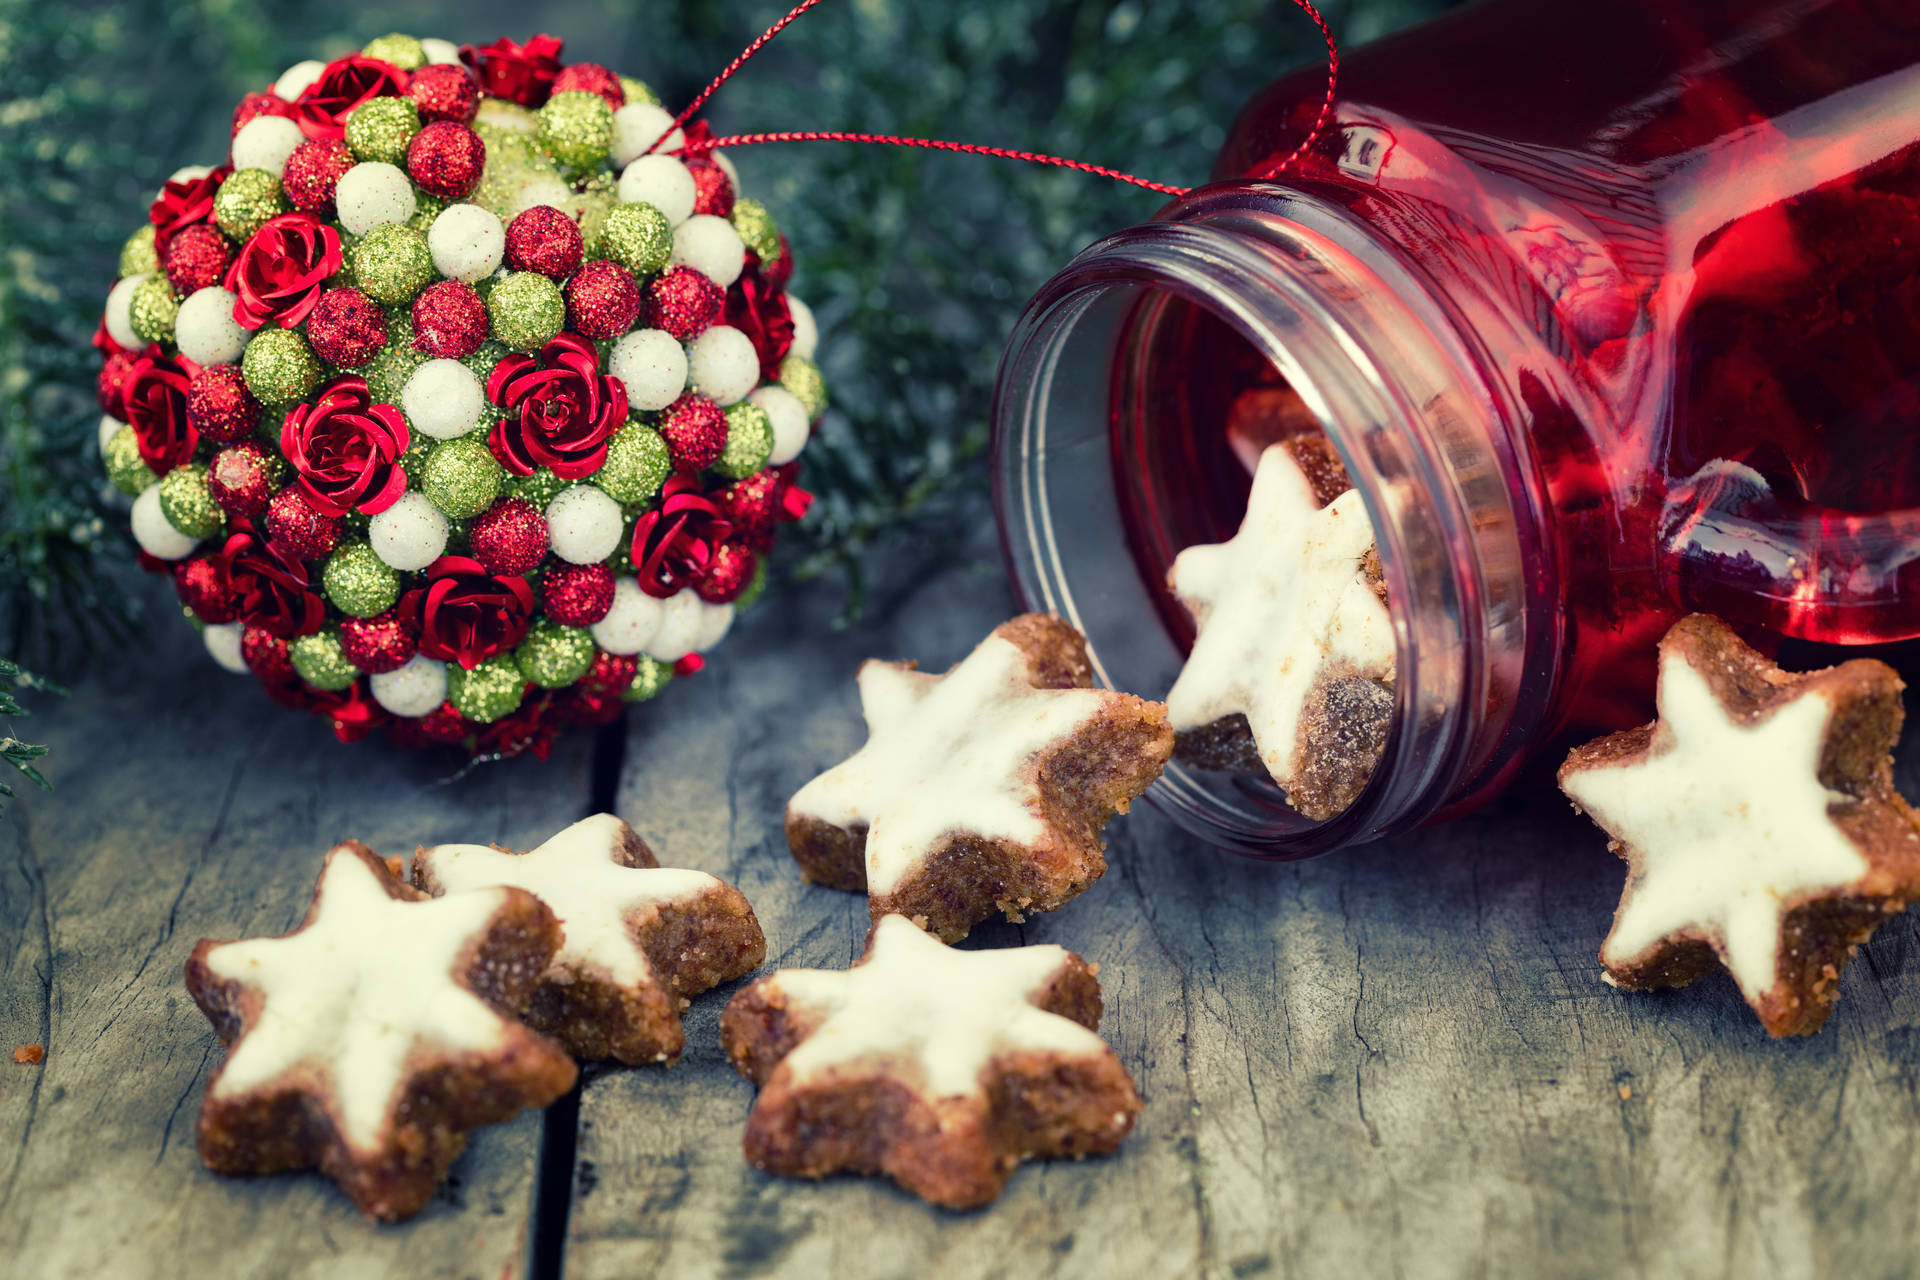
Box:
567, 565, 1920, 1280
0, 600, 594, 1279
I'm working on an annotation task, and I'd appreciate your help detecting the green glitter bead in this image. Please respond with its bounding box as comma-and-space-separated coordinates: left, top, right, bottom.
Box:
487, 271, 566, 351
290, 629, 359, 692
365, 310, 430, 404
129, 275, 180, 346
323, 540, 400, 618
730, 198, 781, 264
120, 225, 160, 277
779, 355, 828, 420
103, 425, 157, 496
515, 621, 596, 688
576, 176, 615, 258
619, 76, 660, 107
601, 202, 672, 278
537, 91, 614, 171
475, 98, 540, 138
407, 192, 446, 234
448, 654, 526, 723
352, 224, 435, 306
594, 425, 671, 505
622, 656, 673, 703
346, 96, 421, 165
734, 559, 769, 612
215, 168, 287, 241
241, 327, 322, 403
360, 33, 427, 70
158, 463, 224, 538
422, 436, 503, 518
713, 403, 773, 480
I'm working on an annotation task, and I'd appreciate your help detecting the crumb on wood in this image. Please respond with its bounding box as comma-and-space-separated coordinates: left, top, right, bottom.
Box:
14, 1044, 44, 1065
1617, 1083, 1632, 1100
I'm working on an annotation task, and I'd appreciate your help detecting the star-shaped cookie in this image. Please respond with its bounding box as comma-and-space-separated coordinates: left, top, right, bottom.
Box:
785, 614, 1173, 942
413, 813, 766, 1065
1166, 438, 1395, 820
185, 842, 577, 1221
1559, 613, 1920, 1036
720, 914, 1141, 1208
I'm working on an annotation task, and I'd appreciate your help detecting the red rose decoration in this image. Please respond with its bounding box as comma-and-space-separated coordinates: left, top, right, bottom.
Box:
724, 260, 796, 382
459, 34, 564, 107
293, 55, 411, 141
225, 212, 343, 331
485, 332, 629, 479
148, 165, 231, 254
212, 523, 327, 639
123, 351, 198, 474
475, 690, 565, 761
401, 555, 537, 670
262, 675, 390, 743
629, 475, 735, 599
280, 376, 411, 517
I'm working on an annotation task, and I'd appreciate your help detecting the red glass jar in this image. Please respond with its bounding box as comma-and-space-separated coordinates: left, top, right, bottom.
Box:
991, 0, 1920, 856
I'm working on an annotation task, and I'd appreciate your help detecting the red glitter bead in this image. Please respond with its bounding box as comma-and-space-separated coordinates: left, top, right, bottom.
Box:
409, 63, 479, 124
186, 364, 262, 444
282, 139, 355, 213
540, 562, 616, 626
175, 557, 238, 623
504, 206, 584, 280
407, 121, 485, 199
763, 235, 794, 289
644, 267, 723, 342
242, 625, 295, 684
410, 280, 488, 358
551, 63, 624, 108
412, 701, 472, 744
685, 155, 735, 218
207, 440, 276, 517
659, 393, 728, 472
581, 649, 636, 697
99, 350, 139, 417
267, 485, 342, 560
565, 260, 641, 340
468, 497, 549, 575
163, 223, 233, 295
696, 540, 757, 604
232, 90, 293, 137
339, 610, 420, 674
305, 288, 388, 368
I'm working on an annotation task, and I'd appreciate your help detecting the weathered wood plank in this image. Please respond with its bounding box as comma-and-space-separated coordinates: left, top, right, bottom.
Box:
567, 562, 1920, 1280
0, 592, 596, 1279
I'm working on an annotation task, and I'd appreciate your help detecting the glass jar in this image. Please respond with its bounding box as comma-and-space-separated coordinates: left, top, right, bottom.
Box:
991, 0, 1920, 857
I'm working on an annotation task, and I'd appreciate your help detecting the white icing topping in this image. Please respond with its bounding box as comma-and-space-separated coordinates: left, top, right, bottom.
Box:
1562, 649, 1868, 999
418, 814, 720, 990
770, 915, 1107, 1098
203, 850, 514, 1153
1165, 443, 1393, 787
788, 634, 1110, 895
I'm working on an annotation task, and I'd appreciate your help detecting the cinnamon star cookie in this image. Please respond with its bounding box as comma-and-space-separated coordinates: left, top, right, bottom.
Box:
185, 841, 577, 1222
721, 914, 1141, 1208
1559, 613, 1920, 1036
414, 813, 766, 1065
785, 614, 1173, 942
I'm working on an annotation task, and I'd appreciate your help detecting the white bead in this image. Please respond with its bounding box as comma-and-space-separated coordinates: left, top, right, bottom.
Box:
274, 60, 327, 100
693, 600, 735, 652
402, 359, 486, 440
511, 174, 575, 219
616, 156, 697, 226
644, 589, 706, 662
787, 294, 818, 360
168, 164, 215, 186
419, 37, 462, 66
751, 385, 811, 466
104, 274, 148, 351
98, 414, 126, 452
175, 288, 248, 366
368, 491, 450, 572
670, 215, 745, 288
609, 102, 685, 169
371, 655, 449, 717
545, 485, 624, 565
685, 325, 758, 406
131, 484, 199, 559
231, 116, 305, 178
590, 578, 665, 655
608, 329, 688, 411
335, 162, 417, 236
427, 204, 505, 284
204, 621, 248, 674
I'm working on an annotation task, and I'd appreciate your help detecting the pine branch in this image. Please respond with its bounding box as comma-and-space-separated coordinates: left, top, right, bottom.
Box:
0, 656, 62, 804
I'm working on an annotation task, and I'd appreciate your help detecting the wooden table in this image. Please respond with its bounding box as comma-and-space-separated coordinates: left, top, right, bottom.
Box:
4, 560, 1917, 1279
